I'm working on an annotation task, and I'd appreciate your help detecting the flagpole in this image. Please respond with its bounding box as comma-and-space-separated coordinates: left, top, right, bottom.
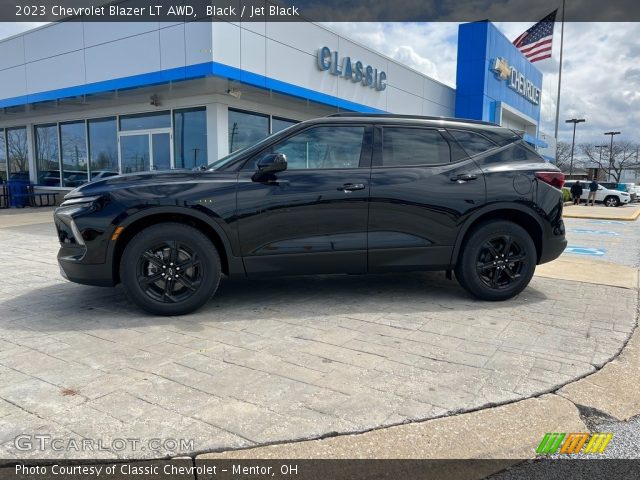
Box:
553, 0, 565, 139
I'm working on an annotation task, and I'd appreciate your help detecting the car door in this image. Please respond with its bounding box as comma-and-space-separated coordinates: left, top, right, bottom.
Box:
236, 123, 372, 276
368, 125, 486, 272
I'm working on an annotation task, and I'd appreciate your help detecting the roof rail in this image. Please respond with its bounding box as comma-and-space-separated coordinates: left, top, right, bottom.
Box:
326, 112, 497, 126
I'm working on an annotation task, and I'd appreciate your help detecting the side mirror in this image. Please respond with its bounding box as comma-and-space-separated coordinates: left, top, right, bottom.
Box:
257, 153, 287, 174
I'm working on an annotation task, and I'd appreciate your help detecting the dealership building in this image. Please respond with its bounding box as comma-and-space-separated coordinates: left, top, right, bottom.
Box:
0, 19, 548, 194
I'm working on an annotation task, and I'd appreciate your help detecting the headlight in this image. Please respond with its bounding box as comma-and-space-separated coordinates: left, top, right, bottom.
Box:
60, 195, 103, 207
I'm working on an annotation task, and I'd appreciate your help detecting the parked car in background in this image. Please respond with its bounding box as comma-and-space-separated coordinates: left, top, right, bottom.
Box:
564, 180, 631, 207
599, 182, 636, 202
621, 183, 640, 202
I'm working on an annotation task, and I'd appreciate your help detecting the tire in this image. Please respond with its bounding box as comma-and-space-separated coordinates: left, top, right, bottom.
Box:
455, 220, 536, 301
120, 223, 221, 315
604, 196, 620, 207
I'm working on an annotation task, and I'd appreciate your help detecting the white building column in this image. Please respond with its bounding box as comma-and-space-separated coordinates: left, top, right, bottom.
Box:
206, 103, 229, 162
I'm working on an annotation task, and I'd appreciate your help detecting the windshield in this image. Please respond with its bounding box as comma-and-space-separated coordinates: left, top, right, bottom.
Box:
207, 123, 300, 171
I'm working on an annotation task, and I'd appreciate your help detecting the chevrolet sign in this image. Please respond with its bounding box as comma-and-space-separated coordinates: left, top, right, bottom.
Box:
492, 57, 541, 105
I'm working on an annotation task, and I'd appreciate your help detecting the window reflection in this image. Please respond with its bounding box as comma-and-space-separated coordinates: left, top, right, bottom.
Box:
0, 130, 6, 182
7, 127, 29, 181
60, 121, 88, 187
228, 109, 269, 153
88, 117, 118, 180
174, 108, 207, 169
35, 124, 60, 186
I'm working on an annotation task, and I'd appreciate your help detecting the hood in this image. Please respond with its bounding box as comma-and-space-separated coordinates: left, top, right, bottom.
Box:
64, 170, 230, 199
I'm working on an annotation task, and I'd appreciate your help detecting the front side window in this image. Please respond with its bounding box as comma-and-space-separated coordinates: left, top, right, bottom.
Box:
35, 124, 60, 186
265, 126, 366, 170
382, 127, 450, 167
449, 129, 497, 157
60, 121, 88, 187
88, 117, 118, 180
229, 109, 269, 153
6, 127, 29, 181
174, 107, 207, 169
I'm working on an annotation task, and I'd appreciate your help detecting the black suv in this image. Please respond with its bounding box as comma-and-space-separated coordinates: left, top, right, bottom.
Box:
54, 114, 566, 315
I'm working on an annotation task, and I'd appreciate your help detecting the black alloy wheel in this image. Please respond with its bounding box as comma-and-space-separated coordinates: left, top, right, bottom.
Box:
455, 220, 536, 301
121, 223, 221, 315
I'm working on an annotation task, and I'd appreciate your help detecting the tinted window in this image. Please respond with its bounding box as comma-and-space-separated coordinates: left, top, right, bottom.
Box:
229, 109, 269, 153
88, 117, 118, 179
60, 121, 88, 187
174, 107, 207, 169
449, 130, 497, 156
7, 127, 29, 180
272, 117, 297, 134
265, 126, 365, 170
35, 124, 61, 186
120, 111, 170, 131
382, 127, 450, 166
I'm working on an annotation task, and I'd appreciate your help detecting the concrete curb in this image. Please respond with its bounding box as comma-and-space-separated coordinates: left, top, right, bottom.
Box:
562, 204, 640, 221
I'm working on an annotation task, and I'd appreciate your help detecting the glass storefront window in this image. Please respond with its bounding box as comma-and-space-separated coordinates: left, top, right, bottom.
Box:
88, 117, 118, 180
272, 117, 297, 134
35, 124, 61, 186
228, 109, 269, 153
60, 121, 88, 187
6, 127, 29, 181
120, 111, 170, 131
0, 130, 6, 182
174, 107, 207, 169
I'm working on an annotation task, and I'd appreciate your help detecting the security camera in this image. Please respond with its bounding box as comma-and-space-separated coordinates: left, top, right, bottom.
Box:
226, 88, 242, 99
150, 94, 161, 106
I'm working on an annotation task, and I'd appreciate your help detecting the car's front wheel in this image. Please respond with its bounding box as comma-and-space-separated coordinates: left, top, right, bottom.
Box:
455, 220, 536, 301
604, 196, 620, 207
120, 223, 221, 315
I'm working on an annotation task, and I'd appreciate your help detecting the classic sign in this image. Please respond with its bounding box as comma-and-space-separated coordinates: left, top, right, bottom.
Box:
317, 47, 387, 91
492, 57, 541, 105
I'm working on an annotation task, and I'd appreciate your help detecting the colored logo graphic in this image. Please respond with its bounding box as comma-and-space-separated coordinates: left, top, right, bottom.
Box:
536, 433, 613, 455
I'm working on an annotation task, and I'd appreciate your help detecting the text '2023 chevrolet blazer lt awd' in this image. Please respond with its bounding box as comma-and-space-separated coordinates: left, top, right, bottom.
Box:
54, 114, 567, 315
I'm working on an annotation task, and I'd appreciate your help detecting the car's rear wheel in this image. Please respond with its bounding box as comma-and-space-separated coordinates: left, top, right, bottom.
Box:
120, 223, 221, 315
455, 220, 536, 301
604, 196, 620, 207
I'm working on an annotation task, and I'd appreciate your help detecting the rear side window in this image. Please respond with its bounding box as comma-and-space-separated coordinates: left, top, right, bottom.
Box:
448, 130, 497, 156
382, 127, 450, 166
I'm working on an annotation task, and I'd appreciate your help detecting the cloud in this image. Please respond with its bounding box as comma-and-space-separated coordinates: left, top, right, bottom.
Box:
325, 21, 640, 145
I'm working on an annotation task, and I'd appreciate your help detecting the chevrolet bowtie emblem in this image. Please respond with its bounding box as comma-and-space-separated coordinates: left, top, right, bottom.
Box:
493, 57, 511, 80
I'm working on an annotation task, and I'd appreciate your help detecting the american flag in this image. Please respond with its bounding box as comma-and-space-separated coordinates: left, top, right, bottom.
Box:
513, 10, 558, 63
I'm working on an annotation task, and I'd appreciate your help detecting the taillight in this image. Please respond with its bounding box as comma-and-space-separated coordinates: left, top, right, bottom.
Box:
535, 171, 565, 189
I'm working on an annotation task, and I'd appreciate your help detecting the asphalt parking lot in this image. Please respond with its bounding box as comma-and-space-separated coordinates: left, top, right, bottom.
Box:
0, 207, 638, 459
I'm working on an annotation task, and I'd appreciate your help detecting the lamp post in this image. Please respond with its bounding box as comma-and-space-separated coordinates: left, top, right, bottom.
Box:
595, 145, 607, 181
566, 118, 585, 177
604, 131, 621, 181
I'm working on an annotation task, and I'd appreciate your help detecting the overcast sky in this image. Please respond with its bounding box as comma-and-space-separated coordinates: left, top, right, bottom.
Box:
1, 21, 637, 146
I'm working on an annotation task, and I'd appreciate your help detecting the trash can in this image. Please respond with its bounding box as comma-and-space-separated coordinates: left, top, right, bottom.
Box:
7, 179, 30, 208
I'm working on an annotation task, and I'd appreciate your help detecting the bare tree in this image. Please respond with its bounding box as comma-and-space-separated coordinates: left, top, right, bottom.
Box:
555, 141, 573, 171
581, 142, 640, 182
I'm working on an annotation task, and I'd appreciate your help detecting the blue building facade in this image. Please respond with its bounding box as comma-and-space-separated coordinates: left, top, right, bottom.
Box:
455, 21, 546, 149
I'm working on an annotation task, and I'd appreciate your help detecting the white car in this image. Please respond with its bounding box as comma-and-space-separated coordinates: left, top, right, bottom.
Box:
565, 181, 631, 207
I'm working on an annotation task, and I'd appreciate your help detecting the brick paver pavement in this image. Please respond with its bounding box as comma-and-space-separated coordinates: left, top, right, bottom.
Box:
0, 212, 636, 459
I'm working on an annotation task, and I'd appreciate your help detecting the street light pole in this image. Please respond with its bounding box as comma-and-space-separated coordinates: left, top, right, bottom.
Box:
604, 131, 621, 181
594, 145, 607, 180
566, 118, 585, 177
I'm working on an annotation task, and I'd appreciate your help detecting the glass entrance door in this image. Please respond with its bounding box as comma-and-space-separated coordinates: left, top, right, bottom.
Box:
119, 129, 172, 174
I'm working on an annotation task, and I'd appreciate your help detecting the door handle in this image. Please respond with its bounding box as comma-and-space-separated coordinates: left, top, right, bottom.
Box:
339, 183, 366, 192
450, 173, 478, 182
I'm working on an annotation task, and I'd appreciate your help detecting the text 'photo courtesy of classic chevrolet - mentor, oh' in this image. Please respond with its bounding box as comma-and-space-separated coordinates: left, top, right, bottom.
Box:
54, 114, 567, 316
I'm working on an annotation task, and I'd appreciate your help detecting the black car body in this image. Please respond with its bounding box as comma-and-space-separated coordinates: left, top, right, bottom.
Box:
54, 114, 566, 315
